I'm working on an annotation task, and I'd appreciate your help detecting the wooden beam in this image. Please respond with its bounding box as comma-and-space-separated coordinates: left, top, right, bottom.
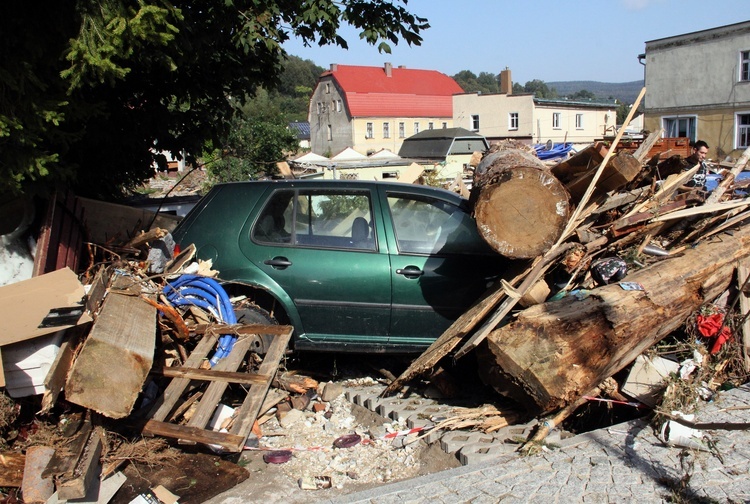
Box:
65, 277, 156, 419
154, 365, 270, 385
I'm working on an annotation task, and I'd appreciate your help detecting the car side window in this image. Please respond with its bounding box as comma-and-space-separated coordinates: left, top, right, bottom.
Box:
252, 190, 294, 244
253, 189, 375, 251
387, 193, 493, 255
294, 190, 375, 250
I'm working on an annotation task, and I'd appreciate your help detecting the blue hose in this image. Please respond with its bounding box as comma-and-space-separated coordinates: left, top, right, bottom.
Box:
164, 275, 237, 366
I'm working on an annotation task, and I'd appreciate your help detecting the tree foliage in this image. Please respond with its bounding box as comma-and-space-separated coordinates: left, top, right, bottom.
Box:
451, 70, 500, 94
204, 90, 299, 185
0, 1, 427, 199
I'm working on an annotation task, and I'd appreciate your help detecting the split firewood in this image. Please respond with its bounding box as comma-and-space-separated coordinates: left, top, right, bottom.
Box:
273, 372, 319, 394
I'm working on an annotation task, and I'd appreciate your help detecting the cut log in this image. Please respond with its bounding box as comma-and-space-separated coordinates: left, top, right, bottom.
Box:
473, 148, 570, 259
65, 275, 156, 418
480, 225, 750, 414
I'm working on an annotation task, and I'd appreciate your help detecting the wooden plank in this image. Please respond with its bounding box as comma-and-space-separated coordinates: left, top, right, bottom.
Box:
739, 258, 750, 372
147, 332, 218, 422
228, 327, 293, 451
0, 451, 25, 487
155, 366, 270, 385
65, 282, 156, 418
632, 129, 664, 163
651, 197, 750, 222
141, 420, 246, 451
382, 280, 509, 396
32, 190, 59, 276
56, 428, 104, 501
42, 420, 92, 479
41, 326, 87, 414
183, 336, 255, 436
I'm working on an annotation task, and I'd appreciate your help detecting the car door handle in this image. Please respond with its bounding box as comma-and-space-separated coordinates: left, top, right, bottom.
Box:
396, 266, 423, 279
264, 257, 292, 269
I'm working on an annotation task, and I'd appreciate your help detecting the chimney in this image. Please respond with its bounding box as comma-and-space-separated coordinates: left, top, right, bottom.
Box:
384, 62, 392, 77
330, 63, 338, 72
499, 67, 512, 95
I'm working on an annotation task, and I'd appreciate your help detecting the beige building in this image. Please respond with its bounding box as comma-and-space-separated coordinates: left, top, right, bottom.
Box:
642, 21, 750, 160
453, 71, 617, 150
308, 63, 462, 157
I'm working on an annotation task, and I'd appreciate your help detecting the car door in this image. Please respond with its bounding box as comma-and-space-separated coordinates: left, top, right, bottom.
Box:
240, 186, 392, 348
379, 187, 507, 346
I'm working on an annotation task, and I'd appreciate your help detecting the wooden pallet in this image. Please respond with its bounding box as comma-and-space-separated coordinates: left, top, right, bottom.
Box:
142, 324, 293, 452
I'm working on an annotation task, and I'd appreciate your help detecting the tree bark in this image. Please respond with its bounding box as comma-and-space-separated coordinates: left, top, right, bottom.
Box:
473, 148, 570, 259
479, 224, 750, 414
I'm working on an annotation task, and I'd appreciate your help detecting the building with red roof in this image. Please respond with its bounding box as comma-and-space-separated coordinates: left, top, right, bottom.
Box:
308, 63, 463, 156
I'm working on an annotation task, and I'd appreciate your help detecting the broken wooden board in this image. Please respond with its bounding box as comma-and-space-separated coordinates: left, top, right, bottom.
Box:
481, 224, 750, 414
0, 451, 25, 487
565, 151, 643, 203
142, 324, 293, 452
65, 274, 156, 418
56, 428, 104, 500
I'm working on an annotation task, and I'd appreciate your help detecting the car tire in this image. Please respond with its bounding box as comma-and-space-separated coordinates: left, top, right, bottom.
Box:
234, 303, 278, 325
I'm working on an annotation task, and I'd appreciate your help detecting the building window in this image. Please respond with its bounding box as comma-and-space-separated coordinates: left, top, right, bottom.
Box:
366, 122, 373, 139
575, 114, 583, 129
317, 102, 322, 114
663, 116, 697, 142
442, 122, 448, 129
428, 122, 434, 130
552, 113, 561, 129
325, 82, 331, 94
399, 122, 405, 138
509, 112, 518, 130
738, 113, 750, 148
741, 50, 750, 81
336, 100, 342, 112
414, 122, 420, 134
471, 115, 480, 131
383, 122, 390, 138
327, 124, 332, 141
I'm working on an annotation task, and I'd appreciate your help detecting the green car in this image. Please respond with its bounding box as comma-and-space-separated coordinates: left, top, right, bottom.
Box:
171, 180, 509, 353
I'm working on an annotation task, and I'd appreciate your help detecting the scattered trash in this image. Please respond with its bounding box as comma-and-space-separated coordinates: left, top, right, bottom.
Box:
263, 450, 293, 464
333, 434, 361, 448
590, 257, 628, 286
658, 415, 711, 451
298, 475, 332, 490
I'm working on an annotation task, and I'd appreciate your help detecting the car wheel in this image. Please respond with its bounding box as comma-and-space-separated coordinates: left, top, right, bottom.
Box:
233, 303, 279, 355
234, 303, 278, 325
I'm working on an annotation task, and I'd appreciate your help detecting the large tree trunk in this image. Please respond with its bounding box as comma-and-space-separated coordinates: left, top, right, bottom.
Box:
479, 225, 750, 414
473, 147, 570, 259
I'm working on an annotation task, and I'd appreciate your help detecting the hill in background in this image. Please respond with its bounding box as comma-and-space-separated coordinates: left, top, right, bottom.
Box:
547, 80, 644, 105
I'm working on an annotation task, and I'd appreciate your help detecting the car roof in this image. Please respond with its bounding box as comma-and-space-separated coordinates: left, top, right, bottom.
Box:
213, 179, 468, 204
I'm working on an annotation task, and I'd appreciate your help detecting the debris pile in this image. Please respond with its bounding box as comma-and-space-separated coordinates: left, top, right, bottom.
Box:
3, 94, 750, 501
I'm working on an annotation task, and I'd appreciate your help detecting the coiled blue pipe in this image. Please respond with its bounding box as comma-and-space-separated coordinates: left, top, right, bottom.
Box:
164, 275, 237, 366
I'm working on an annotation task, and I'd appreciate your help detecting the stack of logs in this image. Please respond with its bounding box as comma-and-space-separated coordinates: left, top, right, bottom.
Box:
386, 132, 750, 419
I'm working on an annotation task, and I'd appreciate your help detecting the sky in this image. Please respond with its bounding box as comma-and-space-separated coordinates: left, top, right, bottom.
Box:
282, 0, 748, 84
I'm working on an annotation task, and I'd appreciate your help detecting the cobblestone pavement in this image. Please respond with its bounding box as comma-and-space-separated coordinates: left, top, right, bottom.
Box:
323, 382, 750, 503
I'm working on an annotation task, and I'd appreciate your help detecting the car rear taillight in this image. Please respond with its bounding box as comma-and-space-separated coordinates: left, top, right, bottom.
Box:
173, 243, 181, 255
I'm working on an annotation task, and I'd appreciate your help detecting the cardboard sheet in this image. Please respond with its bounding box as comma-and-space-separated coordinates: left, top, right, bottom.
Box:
0, 267, 93, 347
